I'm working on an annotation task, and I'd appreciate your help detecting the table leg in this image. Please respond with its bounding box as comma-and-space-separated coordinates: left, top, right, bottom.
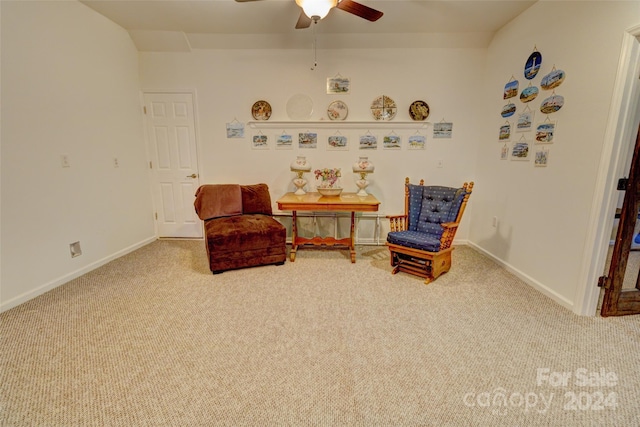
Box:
290, 210, 298, 262
349, 211, 356, 263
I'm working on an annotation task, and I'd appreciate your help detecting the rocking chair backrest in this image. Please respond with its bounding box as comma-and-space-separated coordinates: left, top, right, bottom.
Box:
405, 179, 473, 240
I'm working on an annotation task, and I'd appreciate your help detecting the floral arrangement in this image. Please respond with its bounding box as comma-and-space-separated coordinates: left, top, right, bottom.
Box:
314, 168, 341, 188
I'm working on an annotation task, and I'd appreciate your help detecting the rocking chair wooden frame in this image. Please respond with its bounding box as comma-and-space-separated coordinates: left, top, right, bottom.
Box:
386, 178, 473, 284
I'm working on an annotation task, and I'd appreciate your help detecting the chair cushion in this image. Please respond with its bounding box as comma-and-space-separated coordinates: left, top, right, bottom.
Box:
194, 184, 242, 221
387, 230, 442, 252
205, 214, 285, 251
241, 183, 273, 216
414, 186, 464, 236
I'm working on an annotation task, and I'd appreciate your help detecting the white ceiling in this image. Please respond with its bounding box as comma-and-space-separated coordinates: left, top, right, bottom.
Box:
79, 0, 537, 51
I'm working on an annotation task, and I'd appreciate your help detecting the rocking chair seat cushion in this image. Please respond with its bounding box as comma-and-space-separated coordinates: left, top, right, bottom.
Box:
387, 230, 442, 252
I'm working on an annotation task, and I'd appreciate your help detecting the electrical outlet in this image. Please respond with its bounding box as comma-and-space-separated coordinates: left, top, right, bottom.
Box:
61, 154, 70, 168
113, 157, 119, 168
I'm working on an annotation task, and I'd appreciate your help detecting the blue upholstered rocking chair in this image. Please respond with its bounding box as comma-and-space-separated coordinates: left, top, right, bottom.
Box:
386, 178, 474, 284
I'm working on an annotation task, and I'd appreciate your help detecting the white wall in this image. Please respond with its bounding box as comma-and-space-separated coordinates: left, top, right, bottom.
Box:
140, 48, 484, 234
0, 1, 155, 311
470, 1, 640, 310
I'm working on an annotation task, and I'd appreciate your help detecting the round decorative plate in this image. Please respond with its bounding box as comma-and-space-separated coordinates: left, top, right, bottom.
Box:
371, 95, 397, 121
540, 94, 564, 114
519, 85, 539, 103
501, 103, 516, 118
540, 69, 566, 90
251, 100, 272, 120
327, 100, 348, 121
524, 51, 542, 80
286, 94, 313, 120
409, 100, 430, 121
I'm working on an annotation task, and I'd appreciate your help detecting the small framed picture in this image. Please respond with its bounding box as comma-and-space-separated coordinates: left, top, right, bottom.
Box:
535, 120, 557, 143
275, 134, 293, 150
433, 122, 453, 138
383, 134, 401, 149
516, 110, 534, 132
327, 77, 350, 94
535, 148, 549, 167
408, 135, 426, 150
226, 122, 244, 138
499, 123, 511, 141
511, 138, 530, 161
500, 144, 509, 160
252, 134, 269, 149
359, 134, 377, 150
327, 135, 348, 151
298, 132, 317, 149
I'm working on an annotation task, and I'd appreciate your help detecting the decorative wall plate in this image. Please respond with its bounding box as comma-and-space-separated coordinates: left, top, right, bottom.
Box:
251, 100, 272, 120
501, 103, 516, 118
524, 51, 542, 80
286, 94, 313, 120
409, 100, 430, 121
327, 100, 348, 120
541, 69, 566, 90
520, 86, 539, 103
503, 79, 519, 99
540, 95, 564, 114
371, 95, 397, 121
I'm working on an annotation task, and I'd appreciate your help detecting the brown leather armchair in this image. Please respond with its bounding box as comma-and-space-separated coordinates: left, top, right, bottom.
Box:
194, 183, 286, 273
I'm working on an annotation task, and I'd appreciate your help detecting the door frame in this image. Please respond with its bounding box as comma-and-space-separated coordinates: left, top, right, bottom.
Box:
601, 124, 640, 316
140, 89, 204, 238
575, 25, 640, 315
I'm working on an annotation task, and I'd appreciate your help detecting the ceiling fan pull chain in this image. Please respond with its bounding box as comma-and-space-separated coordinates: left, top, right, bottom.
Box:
311, 21, 317, 70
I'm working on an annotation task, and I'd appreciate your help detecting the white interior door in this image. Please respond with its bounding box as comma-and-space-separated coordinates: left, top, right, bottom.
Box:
144, 92, 202, 238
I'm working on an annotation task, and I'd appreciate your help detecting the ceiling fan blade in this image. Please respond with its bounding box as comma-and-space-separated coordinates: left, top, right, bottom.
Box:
295, 11, 312, 29
336, 0, 383, 21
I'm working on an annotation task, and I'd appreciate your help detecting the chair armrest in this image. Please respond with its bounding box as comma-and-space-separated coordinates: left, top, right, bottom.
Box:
440, 222, 460, 250
387, 215, 408, 232
441, 221, 458, 230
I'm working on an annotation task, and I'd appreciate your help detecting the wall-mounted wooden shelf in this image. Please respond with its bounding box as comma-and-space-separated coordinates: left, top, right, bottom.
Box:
247, 120, 430, 130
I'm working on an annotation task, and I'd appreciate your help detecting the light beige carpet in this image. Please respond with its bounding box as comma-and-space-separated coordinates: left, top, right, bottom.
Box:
2, 240, 640, 426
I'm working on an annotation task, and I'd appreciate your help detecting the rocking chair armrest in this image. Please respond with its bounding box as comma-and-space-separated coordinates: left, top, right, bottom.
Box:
440, 221, 459, 230
387, 214, 408, 232
439, 222, 460, 250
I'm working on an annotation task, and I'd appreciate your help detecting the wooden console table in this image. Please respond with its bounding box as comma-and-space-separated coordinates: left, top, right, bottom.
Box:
276, 192, 380, 263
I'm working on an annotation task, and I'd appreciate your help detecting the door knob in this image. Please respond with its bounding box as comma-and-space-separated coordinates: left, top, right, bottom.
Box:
186, 173, 198, 179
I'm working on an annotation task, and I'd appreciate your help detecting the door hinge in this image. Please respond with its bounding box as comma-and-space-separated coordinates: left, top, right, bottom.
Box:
598, 275, 609, 288
143, 106, 147, 114
149, 161, 153, 169
617, 178, 628, 190
155, 212, 158, 220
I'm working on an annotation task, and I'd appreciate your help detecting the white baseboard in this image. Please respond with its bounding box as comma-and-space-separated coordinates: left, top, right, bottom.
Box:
467, 241, 574, 312
0, 236, 157, 313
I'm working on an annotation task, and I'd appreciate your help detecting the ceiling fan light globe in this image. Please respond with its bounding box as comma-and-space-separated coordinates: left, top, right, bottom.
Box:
296, 0, 338, 21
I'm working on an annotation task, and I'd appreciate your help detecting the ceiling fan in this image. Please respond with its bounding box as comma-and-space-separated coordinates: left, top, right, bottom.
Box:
235, 0, 383, 29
